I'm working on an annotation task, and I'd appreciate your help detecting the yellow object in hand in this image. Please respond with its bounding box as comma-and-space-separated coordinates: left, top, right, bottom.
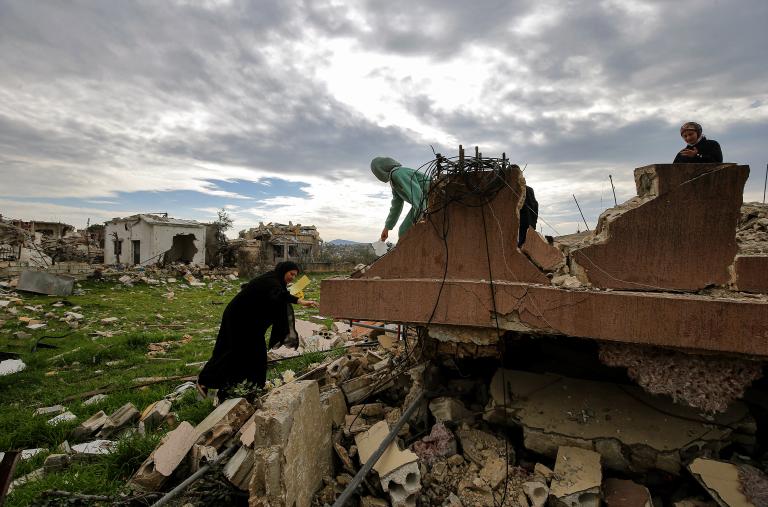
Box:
289, 275, 311, 296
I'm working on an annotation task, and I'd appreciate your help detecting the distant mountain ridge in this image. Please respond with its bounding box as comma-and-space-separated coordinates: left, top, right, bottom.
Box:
327, 239, 365, 245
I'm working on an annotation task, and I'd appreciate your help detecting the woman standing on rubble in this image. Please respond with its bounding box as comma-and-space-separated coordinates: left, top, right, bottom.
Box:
197, 261, 317, 400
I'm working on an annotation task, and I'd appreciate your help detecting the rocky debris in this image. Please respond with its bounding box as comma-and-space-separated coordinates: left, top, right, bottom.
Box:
248, 381, 332, 507
602, 478, 652, 507
737, 202, 768, 254
598, 343, 763, 413
33, 405, 66, 417
71, 410, 108, 440
737, 464, 768, 507
550, 446, 602, 507
223, 446, 255, 490
429, 397, 474, 424
688, 458, 758, 507
132, 422, 198, 491
47, 411, 77, 426
412, 422, 456, 465
0, 359, 26, 376
485, 369, 755, 474
71, 440, 116, 455
83, 393, 107, 406
98, 403, 140, 438
380, 461, 421, 507
140, 399, 173, 428
523, 480, 549, 507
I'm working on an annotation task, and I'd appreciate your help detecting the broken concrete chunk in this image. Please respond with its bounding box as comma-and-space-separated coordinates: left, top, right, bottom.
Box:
380, 461, 421, 507
71, 440, 116, 455
193, 397, 254, 449
455, 427, 509, 468
187, 444, 218, 473
224, 446, 255, 491
71, 410, 108, 440
550, 446, 602, 507
688, 458, 756, 507
83, 394, 107, 406
428, 397, 474, 423
412, 422, 457, 465
534, 463, 554, 483
320, 388, 347, 429
603, 478, 652, 507
33, 405, 66, 417
140, 399, 172, 428
17, 271, 74, 296
355, 420, 418, 478
523, 480, 549, 507
98, 403, 139, 438
521, 227, 566, 271
485, 369, 753, 474
47, 411, 77, 426
131, 421, 197, 491
249, 381, 332, 507
0, 359, 26, 376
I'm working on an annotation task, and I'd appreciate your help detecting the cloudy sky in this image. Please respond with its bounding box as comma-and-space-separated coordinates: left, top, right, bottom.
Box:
1, 0, 766, 242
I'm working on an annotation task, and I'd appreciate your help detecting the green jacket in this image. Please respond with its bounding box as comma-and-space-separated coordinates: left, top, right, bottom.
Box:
371, 157, 431, 237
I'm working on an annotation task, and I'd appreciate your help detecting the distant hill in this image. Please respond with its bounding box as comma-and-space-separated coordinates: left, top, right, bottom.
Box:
327, 239, 365, 245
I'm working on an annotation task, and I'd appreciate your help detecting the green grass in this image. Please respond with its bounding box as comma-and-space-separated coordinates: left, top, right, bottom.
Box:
0, 271, 346, 506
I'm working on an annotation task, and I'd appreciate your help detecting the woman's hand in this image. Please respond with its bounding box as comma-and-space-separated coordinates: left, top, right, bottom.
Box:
298, 298, 319, 308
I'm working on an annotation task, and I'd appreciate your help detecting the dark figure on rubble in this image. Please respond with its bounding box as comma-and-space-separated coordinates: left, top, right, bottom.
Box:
673, 122, 723, 163
518, 185, 538, 247
197, 261, 317, 400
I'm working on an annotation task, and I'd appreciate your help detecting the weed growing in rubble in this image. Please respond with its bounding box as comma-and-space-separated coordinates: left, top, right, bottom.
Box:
0, 272, 344, 506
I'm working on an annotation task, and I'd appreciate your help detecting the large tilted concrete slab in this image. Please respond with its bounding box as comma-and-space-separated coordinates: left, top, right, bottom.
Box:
321, 163, 768, 358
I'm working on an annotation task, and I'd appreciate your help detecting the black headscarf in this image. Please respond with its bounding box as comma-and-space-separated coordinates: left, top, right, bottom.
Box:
274, 261, 300, 285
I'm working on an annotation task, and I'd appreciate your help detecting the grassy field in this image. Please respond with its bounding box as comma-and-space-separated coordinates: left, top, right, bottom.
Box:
0, 271, 339, 506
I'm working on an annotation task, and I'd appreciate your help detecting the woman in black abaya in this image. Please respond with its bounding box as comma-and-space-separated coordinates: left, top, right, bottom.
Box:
197, 261, 317, 398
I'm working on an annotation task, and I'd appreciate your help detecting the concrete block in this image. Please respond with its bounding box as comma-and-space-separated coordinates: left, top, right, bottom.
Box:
320, 388, 347, 429
380, 461, 421, 507
98, 403, 139, 438
71, 411, 108, 440
428, 397, 474, 424
248, 381, 332, 507
140, 399, 172, 428
193, 397, 254, 449
224, 446, 255, 491
131, 421, 197, 491
17, 270, 74, 296
523, 480, 549, 507
550, 446, 602, 507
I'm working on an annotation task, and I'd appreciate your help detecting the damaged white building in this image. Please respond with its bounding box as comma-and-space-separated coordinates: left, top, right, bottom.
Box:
103, 214, 207, 267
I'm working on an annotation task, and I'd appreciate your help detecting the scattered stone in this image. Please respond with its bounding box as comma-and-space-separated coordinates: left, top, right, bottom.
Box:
71, 440, 116, 455
100, 317, 119, 324
47, 411, 77, 426
550, 446, 602, 507
193, 397, 254, 449
603, 478, 652, 507
33, 405, 66, 417
140, 399, 173, 428
83, 394, 107, 406
132, 421, 198, 491
26, 322, 46, 330
412, 422, 457, 465
98, 403, 139, 438
688, 458, 755, 507
12, 331, 31, 340
455, 427, 510, 468
429, 397, 474, 424
71, 411, 108, 440
0, 359, 26, 376
223, 446, 255, 490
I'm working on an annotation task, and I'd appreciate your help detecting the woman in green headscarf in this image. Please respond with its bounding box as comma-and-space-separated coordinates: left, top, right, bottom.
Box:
371, 157, 432, 241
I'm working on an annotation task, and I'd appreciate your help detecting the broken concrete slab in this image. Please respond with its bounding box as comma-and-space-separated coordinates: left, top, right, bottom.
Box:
97, 403, 139, 438
485, 369, 753, 474
455, 427, 509, 468
688, 458, 756, 507
571, 164, 747, 291
249, 381, 332, 507
132, 421, 197, 491
82, 393, 107, 406
224, 445, 255, 491
193, 397, 254, 449
523, 480, 549, 507
320, 388, 347, 429
603, 478, 652, 507
550, 446, 602, 507
356, 420, 419, 478
71, 410, 108, 440
522, 227, 566, 271
71, 440, 116, 455
17, 270, 74, 296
